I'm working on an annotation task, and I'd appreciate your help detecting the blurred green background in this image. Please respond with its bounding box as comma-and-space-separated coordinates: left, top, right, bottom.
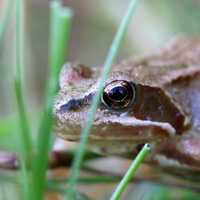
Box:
0, 0, 200, 199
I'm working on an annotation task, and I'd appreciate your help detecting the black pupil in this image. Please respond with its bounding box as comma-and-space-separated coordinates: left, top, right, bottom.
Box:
108, 86, 127, 101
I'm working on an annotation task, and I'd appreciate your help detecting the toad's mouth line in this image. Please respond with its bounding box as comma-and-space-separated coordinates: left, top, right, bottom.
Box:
57, 119, 176, 144
56, 117, 176, 141
58, 133, 170, 142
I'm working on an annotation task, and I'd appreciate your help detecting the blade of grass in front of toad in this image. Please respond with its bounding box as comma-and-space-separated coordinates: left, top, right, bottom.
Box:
110, 144, 150, 200
29, 2, 73, 200
66, 0, 140, 198
15, 0, 33, 162
15, 0, 32, 199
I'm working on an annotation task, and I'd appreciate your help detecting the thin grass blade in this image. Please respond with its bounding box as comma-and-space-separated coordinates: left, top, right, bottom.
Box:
110, 144, 150, 200
15, 0, 33, 162
66, 0, 140, 198
29, 1, 73, 200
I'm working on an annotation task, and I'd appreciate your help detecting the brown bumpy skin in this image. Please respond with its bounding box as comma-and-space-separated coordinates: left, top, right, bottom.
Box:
54, 37, 200, 181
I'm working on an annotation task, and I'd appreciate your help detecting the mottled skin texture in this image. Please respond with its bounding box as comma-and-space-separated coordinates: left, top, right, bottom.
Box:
54, 37, 200, 181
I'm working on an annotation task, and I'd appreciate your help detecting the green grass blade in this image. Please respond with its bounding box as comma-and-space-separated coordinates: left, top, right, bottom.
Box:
15, 0, 33, 161
29, 1, 73, 200
66, 0, 140, 198
15, 0, 33, 199
110, 144, 150, 200
17, 157, 30, 200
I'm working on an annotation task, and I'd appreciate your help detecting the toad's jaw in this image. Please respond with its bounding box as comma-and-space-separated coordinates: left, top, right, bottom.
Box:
55, 116, 175, 143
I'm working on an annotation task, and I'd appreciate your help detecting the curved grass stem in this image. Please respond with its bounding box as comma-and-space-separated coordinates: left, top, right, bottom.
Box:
110, 144, 151, 200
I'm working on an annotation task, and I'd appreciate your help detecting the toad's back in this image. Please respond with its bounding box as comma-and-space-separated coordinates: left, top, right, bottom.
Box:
54, 37, 200, 181
116, 37, 200, 177
115, 37, 200, 135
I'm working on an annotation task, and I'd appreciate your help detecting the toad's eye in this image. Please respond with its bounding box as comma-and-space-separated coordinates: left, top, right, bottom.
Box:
102, 80, 136, 110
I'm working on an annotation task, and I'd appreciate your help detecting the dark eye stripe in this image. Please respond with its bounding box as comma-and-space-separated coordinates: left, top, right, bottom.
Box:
59, 99, 83, 112
59, 93, 94, 113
